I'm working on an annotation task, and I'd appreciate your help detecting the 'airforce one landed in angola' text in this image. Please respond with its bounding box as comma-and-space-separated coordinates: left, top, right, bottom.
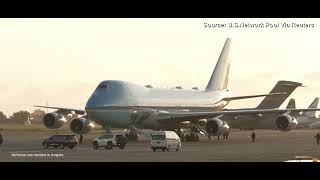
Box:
35, 38, 320, 140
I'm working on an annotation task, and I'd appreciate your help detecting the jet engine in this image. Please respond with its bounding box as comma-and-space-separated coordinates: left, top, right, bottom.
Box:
43, 112, 67, 129
275, 114, 298, 131
70, 116, 95, 134
205, 118, 230, 136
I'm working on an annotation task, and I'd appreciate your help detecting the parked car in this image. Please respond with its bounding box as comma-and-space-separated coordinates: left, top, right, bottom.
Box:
42, 135, 78, 149
92, 134, 127, 150
150, 131, 181, 152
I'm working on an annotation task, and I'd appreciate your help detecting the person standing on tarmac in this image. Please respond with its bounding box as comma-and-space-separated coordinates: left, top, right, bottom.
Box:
251, 131, 256, 143
0, 133, 3, 146
225, 131, 229, 140
315, 132, 320, 145
79, 134, 83, 144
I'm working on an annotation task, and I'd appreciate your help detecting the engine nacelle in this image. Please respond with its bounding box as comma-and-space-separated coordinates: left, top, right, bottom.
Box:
205, 118, 230, 136
275, 114, 298, 131
70, 117, 95, 134
43, 112, 67, 129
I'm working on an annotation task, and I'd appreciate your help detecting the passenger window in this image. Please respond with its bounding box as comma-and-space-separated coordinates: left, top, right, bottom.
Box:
98, 84, 112, 89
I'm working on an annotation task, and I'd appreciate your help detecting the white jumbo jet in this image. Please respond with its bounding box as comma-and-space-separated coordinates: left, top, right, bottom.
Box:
35, 38, 320, 140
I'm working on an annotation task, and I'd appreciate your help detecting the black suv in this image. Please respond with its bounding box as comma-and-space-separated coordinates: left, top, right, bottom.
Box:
42, 135, 78, 149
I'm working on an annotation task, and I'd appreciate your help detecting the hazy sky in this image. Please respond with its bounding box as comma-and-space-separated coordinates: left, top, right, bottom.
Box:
1, 18, 320, 116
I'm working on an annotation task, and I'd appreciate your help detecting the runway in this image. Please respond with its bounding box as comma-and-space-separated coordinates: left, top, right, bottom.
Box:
1, 129, 320, 162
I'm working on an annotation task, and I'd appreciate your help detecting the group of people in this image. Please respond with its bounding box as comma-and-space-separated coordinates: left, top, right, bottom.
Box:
217, 131, 257, 143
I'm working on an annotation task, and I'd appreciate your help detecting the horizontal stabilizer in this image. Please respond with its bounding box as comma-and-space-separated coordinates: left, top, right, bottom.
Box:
256, 80, 302, 109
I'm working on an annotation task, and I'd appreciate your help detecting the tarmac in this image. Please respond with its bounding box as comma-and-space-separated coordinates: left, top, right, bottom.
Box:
0, 129, 320, 162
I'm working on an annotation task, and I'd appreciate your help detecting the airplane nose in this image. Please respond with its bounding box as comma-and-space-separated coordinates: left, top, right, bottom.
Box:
85, 88, 121, 109
86, 90, 103, 109
86, 81, 128, 109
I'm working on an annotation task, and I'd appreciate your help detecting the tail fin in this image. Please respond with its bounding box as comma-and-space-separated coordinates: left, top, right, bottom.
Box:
205, 38, 231, 91
302, 97, 319, 117
256, 80, 302, 109
286, 99, 296, 109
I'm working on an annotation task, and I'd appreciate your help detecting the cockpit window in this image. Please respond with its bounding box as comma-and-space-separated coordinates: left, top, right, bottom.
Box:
98, 84, 112, 89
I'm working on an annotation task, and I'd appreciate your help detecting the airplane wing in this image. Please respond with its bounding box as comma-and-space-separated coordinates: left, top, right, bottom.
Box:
34, 105, 85, 115
223, 92, 286, 101
156, 108, 320, 123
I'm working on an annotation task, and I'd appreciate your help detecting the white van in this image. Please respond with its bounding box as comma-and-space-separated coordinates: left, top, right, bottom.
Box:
150, 131, 181, 152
